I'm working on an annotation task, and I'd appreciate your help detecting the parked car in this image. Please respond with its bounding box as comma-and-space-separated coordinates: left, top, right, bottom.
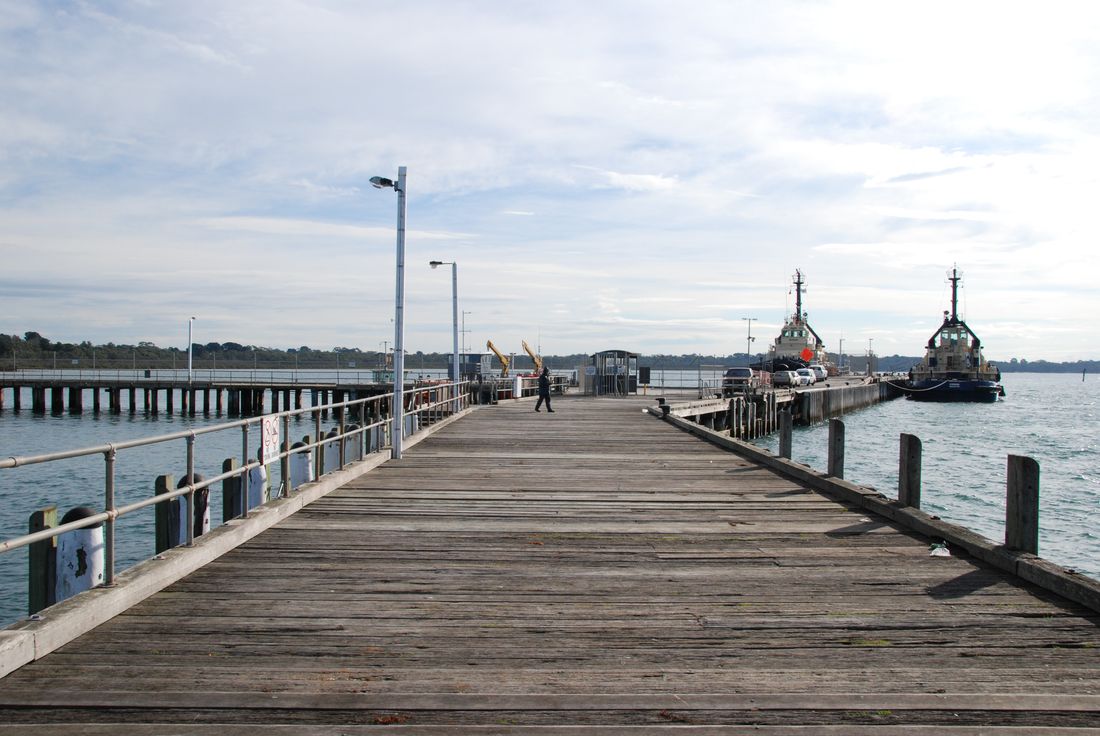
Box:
808, 364, 828, 382
772, 370, 798, 387
721, 367, 755, 396
795, 368, 816, 385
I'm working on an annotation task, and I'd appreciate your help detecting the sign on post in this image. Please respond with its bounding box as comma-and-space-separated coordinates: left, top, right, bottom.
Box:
260, 414, 281, 464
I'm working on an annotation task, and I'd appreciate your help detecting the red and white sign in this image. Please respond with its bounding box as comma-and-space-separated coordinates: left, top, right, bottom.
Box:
260, 415, 281, 463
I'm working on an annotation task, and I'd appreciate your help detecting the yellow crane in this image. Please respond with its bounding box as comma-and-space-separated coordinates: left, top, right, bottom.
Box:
521, 340, 543, 375
486, 339, 510, 377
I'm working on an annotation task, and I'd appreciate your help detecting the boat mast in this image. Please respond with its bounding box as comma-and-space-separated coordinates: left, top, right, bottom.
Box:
949, 266, 960, 322
793, 269, 805, 323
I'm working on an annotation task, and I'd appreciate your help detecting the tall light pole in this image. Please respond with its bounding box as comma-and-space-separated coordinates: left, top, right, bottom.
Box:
429, 260, 459, 384
187, 316, 195, 384
371, 167, 407, 460
838, 337, 845, 371
742, 317, 757, 364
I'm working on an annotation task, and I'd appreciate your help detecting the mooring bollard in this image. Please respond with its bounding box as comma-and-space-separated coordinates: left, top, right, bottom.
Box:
248, 460, 268, 509
898, 433, 922, 508
344, 423, 362, 463
54, 506, 105, 604
321, 428, 341, 475
779, 410, 792, 459
289, 441, 314, 490
827, 418, 845, 478
1006, 454, 1040, 554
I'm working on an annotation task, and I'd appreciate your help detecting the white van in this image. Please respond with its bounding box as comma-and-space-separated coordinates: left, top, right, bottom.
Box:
808, 364, 828, 382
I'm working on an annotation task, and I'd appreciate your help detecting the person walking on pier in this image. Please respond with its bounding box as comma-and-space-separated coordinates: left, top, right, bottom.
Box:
535, 367, 554, 412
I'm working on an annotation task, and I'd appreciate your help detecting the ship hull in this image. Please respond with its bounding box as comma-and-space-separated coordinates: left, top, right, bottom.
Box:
907, 378, 1001, 403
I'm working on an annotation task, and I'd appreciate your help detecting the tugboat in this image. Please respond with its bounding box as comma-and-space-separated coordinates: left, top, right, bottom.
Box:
762, 269, 830, 372
907, 267, 1004, 402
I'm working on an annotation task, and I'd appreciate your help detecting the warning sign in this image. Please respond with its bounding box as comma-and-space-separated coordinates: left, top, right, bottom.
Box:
260, 415, 281, 463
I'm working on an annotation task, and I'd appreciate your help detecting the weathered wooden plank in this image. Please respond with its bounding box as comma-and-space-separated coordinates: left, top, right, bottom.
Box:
2, 395, 1099, 731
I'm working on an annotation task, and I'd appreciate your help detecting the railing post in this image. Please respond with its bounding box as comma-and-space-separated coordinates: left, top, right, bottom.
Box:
779, 409, 792, 459
185, 434, 196, 545
240, 424, 250, 515
1006, 454, 1040, 554
103, 446, 116, 586
281, 414, 291, 497
898, 433, 922, 508
827, 418, 845, 478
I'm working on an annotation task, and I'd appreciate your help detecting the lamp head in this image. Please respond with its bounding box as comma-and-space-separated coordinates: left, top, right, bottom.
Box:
370, 176, 395, 189
429, 260, 443, 269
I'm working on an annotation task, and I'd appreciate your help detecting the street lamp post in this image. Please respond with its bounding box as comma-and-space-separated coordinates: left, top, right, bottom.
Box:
838, 337, 844, 371
371, 167, 407, 460
742, 317, 757, 364
187, 317, 195, 383
429, 260, 460, 384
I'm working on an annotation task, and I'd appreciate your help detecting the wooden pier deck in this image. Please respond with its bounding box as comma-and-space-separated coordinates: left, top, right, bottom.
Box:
1, 395, 1099, 733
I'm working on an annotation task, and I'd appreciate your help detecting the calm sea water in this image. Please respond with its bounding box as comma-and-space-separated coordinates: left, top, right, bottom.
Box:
751, 372, 1100, 580
1, 372, 1095, 628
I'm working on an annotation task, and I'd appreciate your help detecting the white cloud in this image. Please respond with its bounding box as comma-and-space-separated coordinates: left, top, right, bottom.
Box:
2, 1, 1099, 359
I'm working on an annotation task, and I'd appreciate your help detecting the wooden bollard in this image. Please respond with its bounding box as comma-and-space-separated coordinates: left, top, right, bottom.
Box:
827, 418, 845, 478
28, 506, 58, 614
154, 473, 209, 552
778, 410, 792, 459
898, 433, 922, 508
154, 474, 175, 554
222, 458, 242, 521
1006, 455, 1040, 554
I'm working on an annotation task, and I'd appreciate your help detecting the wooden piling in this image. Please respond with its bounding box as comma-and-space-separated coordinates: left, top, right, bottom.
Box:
898, 433, 922, 508
166, 388, 174, 414
779, 409, 792, 459
221, 458, 241, 522
827, 418, 845, 478
28, 507, 58, 615
12, 385, 20, 411
51, 386, 63, 414
128, 386, 136, 413
154, 474, 175, 554
1006, 454, 1040, 554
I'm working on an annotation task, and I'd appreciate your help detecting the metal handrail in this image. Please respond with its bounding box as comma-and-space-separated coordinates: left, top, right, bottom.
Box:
0, 380, 471, 589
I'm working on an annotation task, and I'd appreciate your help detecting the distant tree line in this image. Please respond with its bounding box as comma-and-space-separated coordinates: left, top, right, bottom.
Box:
1, 333, 1095, 373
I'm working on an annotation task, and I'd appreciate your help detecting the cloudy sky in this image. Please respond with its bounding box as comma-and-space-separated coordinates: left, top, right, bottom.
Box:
3, 1, 1098, 361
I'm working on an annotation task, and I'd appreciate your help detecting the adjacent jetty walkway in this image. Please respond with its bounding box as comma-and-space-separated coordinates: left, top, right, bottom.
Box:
2, 395, 1099, 732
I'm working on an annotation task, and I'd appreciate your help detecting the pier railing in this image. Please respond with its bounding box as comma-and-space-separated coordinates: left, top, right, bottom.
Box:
1, 368, 453, 386
0, 380, 470, 614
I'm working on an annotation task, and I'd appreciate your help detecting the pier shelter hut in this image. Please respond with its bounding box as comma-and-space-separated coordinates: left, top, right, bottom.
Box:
585, 349, 639, 396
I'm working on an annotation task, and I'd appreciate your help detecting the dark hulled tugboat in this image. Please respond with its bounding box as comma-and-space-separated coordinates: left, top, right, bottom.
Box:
907, 267, 1004, 402
763, 269, 831, 372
